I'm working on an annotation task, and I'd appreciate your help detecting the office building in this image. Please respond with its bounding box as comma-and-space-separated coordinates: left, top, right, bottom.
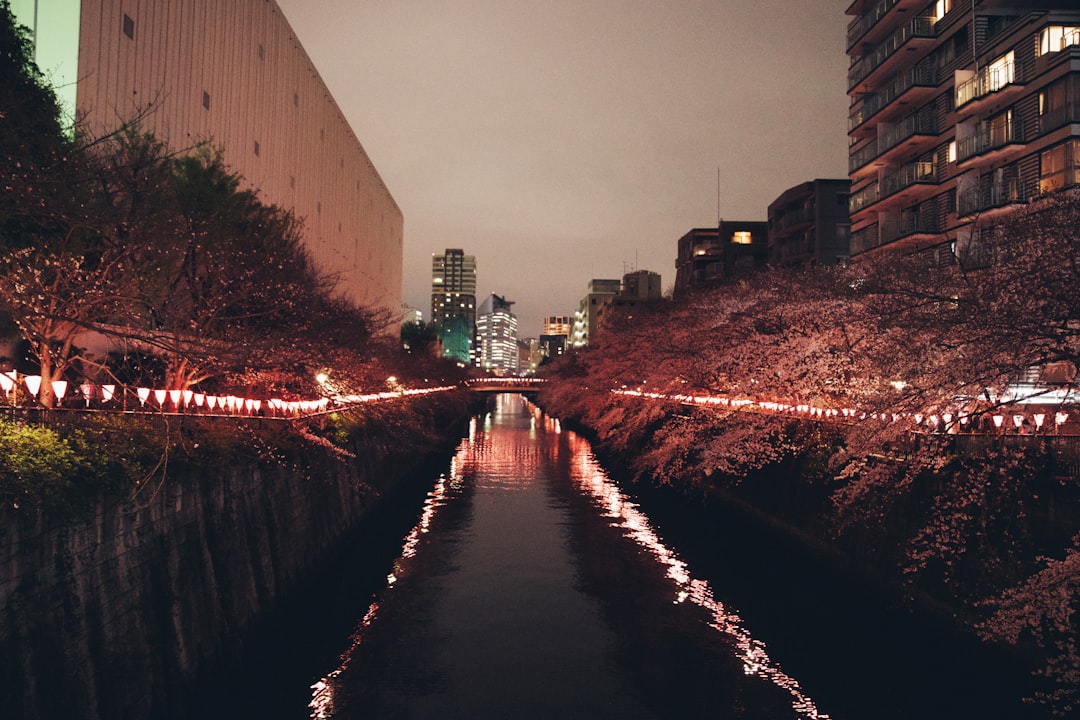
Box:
768, 179, 852, 267
476, 293, 518, 375
13, 0, 404, 320
431, 249, 477, 364
846, 1, 1080, 262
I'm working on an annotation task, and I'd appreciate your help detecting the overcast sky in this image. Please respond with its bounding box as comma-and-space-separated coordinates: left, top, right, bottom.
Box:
274, 0, 851, 336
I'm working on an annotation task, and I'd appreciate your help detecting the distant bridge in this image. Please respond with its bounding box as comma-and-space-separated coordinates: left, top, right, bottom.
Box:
465, 378, 548, 393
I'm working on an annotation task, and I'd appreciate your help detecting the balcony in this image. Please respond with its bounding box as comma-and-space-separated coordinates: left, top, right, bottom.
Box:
849, 111, 940, 173
848, 16, 938, 91
957, 180, 1026, 217
880, 209, 942, 245
849, 182, 880, 214
955, 57, 1025, 109
880, 161, 938, 199
850, 223, 880, 255
956, 116, 1025, 163
849, 60, 939, 133
1039, 102, 1080, 137
846, 0, 904, 50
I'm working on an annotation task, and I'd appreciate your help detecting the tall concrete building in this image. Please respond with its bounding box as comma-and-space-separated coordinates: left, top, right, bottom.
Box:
846, 1, 1080, 262
476, 293, 518, 376
12, 0, 403, 318
431, 249, 477, 364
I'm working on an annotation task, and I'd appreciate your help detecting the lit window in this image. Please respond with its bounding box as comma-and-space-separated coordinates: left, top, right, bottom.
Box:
1038, 26, 1080, 56
732, 231, 752, 245
987, 51, 1014, 93
948, 141, 957, 163
932, 0, 951, 22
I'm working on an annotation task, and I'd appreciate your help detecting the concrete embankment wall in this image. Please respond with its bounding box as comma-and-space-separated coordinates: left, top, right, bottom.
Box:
0, 397, 478, 720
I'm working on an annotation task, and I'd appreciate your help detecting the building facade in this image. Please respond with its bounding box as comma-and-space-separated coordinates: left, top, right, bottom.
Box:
476, 293, 518, 375
13, 0, 403, 318
431, 249, 477, 364
570, 279, 620, 348
673, 222, 768, 297
768, 179, 852, 267
846, 0, 1080, 262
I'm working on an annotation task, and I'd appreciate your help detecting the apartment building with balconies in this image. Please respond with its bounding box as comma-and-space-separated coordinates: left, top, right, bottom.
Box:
846, 0, 1080, 261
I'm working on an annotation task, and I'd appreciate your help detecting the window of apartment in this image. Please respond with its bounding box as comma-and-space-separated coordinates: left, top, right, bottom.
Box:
202, 91, 210, 110
122, 13, 134, 40
988, 109, 1014, 146
1038, 26, 1080, 56
732, 231, 753, 245
948, 140, 957, 163
986, 51, 1015, 93
253, 141, 260, 156
1039, 141, 1079, 194
932, 0, 951, 23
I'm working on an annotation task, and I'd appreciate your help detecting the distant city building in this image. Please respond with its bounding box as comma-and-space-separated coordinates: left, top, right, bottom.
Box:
846, 1, 1080, 262
476, 293, 518, 375
768, 179, 852, 267
13, 0, 403, 320
570, 272, 662, 346
431, 249, 477, 364
674, 222, 767, 296
544, 315, 573, 337
537, 334, 567, 362
571, 278, 620, 348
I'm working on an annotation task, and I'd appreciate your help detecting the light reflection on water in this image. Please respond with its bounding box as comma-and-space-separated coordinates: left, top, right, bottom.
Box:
309, 395, 829, 719
558, 414, 829, 720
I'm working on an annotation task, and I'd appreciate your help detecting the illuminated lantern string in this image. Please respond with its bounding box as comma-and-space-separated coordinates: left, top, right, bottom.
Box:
102, 385, 116, 402
182, 390, 194, 406
169, 389, 181, 406
992, 415, 1005, 428
193, 393, 205, 407
1034, 413, 1045, 429
154, 389, 167, 406
24, 375, 41, 397
0, 372, 14, 395
81, 383, 93, 406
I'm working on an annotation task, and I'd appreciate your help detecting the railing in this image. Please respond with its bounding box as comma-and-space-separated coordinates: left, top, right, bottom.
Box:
850, 110, 939, 172
849, 60, 939, 132
846, 0, 901, 50
955, 58, 1023, 108
848, 16, 937, 90
880, 161, 938, 198
849, 182, 880, 214
956, 116, 1024, 162
957, 180, 1025, 217
880, 210, 941, 245
1038, 165, 1080, 196
850, 224, 880, 255
1039, 101, 1080, 137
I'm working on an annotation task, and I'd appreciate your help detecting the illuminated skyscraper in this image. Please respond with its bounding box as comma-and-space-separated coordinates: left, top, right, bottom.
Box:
476, 293, 518, 375
431, 249, 477, 364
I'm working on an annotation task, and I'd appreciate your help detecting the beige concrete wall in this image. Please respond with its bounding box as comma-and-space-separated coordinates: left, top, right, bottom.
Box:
75, 0, 403, 320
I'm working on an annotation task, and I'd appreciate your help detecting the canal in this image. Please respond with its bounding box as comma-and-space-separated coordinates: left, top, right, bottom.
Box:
190, 393, 1042, 719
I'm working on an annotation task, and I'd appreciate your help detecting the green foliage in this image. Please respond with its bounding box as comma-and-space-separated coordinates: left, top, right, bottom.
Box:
0, 417, 92, 508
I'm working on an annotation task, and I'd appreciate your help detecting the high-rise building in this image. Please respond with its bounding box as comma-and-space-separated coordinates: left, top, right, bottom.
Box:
12, 0, 403, 319
846, 1, 1080, 262
431, 249, 477, 364
768, 179, 852, 267
476, 293, 518, 375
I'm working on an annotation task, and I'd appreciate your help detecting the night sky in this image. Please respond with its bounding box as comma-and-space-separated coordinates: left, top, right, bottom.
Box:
275, 0, 851, 335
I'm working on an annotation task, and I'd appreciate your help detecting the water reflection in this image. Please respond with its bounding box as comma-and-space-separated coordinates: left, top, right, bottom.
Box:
309, 395, 829, 719
559, 416, 829, 719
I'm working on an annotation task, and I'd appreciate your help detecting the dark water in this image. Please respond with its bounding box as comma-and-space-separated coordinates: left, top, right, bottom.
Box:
191, 393, 1043, 719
